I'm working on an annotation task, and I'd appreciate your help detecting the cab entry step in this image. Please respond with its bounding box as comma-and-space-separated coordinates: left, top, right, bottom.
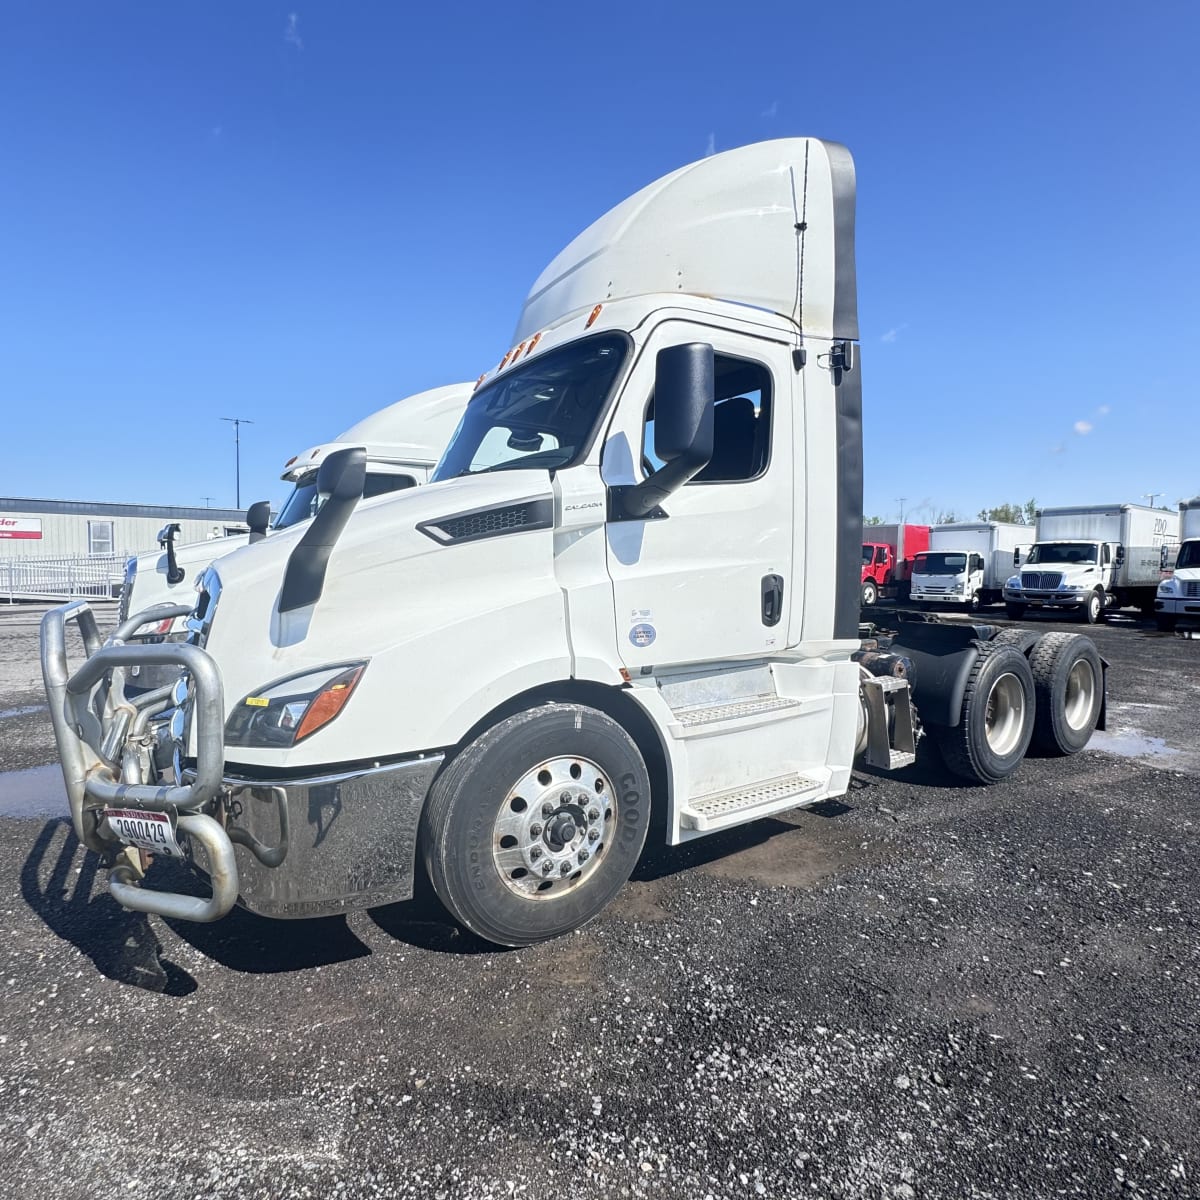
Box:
681, 771, 824, 832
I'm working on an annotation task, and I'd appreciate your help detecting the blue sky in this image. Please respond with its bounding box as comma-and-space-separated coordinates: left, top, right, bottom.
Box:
1, 2, 1196, 523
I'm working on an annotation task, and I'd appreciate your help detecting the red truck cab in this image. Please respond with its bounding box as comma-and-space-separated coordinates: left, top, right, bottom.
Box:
861, 524, 931, 605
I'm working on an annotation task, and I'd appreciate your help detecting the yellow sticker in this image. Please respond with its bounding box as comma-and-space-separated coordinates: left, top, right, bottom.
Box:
244, 697, 269, 708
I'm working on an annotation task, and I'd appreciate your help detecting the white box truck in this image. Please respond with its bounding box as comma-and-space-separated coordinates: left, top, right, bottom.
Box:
40, 139, 1109, 947
1003, 503, 1179, 623
1154, 496, 1200, 631
118, 382, 472, 678
910, 522, 1030, 611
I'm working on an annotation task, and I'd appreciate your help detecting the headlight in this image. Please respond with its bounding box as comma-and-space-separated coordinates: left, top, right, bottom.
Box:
225, 662, 367, 748
1158, 579, 1177, 594
1005, 575, 1019, 589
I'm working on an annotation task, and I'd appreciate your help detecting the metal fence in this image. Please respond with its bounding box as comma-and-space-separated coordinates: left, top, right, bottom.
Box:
0, 553, 129, 603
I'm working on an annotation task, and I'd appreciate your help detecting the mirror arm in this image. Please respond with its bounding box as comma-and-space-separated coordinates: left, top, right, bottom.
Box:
608, 456, 708, 522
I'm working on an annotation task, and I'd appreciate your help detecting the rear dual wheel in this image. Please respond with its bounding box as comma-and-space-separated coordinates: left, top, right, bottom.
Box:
421, 703, 649, 947
1028, 632, 1103, 755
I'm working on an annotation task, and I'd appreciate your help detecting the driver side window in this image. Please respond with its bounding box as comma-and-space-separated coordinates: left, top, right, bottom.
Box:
643, 354, 772, 483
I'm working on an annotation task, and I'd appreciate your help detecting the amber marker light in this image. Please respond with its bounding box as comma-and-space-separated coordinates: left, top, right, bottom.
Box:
294, 665, 366, 742
584, 304, 603, 328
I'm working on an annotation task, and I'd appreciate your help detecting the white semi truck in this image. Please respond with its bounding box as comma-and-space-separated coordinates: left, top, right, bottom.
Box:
119, 382, 472, 663
1003, 503, 1179, 624
1154, 496, 1200, 631
40, 139, 1109, 947
910, 521, 1029, 611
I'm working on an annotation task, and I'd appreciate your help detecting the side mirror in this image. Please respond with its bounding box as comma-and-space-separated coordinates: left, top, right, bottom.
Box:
245, 500, 272, 544
613, 343, 714, 521
157, 522, 184, 585
1114, 544, 1125, 567
279, 447, 368, 613
1013, 548, 1021, 566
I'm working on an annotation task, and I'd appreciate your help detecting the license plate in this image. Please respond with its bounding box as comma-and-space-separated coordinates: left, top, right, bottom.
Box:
104, 808, 185, 859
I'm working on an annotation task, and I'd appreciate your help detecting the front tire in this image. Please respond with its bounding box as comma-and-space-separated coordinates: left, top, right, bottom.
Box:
421, 703, 649, 947
1155, 613, 1177, 633
862, 581, 879, 608
1005, 602, 1026, 620
1083, 589, 1104, 624
1028, 633, 1103, 755
932, 644, 1035, 784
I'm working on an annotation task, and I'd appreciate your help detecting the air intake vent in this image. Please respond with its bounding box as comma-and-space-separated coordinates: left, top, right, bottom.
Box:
418, 499, 554, 546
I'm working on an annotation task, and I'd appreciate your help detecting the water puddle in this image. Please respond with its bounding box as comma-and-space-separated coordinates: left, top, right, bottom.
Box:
0, 704, 48, 720
0, 763, 69, 817
1087, 727, 1180, 760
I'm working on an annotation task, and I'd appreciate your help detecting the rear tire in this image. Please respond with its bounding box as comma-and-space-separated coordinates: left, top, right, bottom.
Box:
1005, 602, 1026, 620
932, 644, 1035, 784
1028, 633, 1103, 755
990, 627, 1039, 654
1155, 614, 1177, 633
861, 581, 878, 607
421, 703, 649, 947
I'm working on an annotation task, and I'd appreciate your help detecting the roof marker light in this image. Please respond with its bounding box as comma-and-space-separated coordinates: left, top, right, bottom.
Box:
524, 332, 542, 356
585, 304, 603, 329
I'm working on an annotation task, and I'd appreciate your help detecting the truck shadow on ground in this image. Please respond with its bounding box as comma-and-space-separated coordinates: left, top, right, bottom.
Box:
20, 818, 198, 995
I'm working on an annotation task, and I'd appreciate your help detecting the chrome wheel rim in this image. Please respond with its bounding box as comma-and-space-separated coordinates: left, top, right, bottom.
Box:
1063, 659, 1097, 731
493, 756, 615, 899
985, 672, 1026, 757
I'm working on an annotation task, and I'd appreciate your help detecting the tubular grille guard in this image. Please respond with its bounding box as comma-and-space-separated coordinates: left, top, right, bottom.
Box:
39, 599, 240, 922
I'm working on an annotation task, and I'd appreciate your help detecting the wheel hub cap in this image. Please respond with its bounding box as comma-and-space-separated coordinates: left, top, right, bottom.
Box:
984, 672, 1026, 757
493, 756, 615, 899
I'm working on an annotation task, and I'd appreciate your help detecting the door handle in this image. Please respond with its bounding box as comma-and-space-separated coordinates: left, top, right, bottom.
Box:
761, 574, 784, 627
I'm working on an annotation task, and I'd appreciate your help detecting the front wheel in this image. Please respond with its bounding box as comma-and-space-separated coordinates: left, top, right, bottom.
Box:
931, 644, 1035, 784
1155, 613, 1177, 633
421, 703, 650, 947
1028, 633, 1103, 755
1083, 589, 1104, 624
862, 581, 879, 607
1005, 602, 1026, 620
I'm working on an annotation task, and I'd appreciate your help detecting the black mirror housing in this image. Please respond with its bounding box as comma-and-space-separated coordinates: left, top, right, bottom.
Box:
245, 500, 272, 544
612, 343, 715, 521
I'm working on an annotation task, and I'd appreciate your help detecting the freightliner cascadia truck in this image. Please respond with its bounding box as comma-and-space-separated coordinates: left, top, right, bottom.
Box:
118, 383, 472, 688
1003, 503, 1179, 623
860, 523, 930, 606
910, 521, 1029, 612
40, 139, 1108, 947
1155, 496, 1200, 631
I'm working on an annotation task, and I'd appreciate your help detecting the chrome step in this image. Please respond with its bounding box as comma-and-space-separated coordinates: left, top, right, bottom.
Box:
669, 693, 805, 738
680, 772, 824, 832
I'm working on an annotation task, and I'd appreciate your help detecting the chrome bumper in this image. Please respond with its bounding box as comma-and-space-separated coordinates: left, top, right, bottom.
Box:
39, 601, 443, 923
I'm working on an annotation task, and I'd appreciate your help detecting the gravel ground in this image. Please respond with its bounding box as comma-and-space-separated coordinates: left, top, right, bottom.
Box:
0, 603, 1197, 1199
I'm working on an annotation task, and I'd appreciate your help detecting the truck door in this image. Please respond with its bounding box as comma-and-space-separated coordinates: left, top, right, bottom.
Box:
601, 321, 794, 670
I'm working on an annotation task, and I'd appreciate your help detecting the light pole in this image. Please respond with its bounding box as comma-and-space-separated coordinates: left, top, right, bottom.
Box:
221, 417, 254, 508
896, 496, 907, 524
200, 496, 215, 509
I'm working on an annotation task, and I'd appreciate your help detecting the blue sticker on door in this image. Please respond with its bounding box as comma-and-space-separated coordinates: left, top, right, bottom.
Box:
629, 623, 656, 648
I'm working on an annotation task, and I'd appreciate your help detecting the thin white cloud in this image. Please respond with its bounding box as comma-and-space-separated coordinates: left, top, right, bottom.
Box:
880, 323, 908, 343
705, 133, 716, 157
1097, 404, 1111, 415
285, 12, 303, 50
761, 100, 778, 119
1074, 420, 1093, 435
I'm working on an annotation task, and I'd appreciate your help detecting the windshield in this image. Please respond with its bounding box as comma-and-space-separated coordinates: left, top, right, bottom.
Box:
1027, 541, 1098, 565
1178, 541, 1200, 570
914, 552, 967, 574
274, 469, 417, 529
433, 333, 629, 481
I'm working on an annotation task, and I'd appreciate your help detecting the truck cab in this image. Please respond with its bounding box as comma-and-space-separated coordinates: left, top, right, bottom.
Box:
862, 542, 892, 592
910, 551, 986, 610
1155, 496, 1200, 631
1004, 540, 1117, 624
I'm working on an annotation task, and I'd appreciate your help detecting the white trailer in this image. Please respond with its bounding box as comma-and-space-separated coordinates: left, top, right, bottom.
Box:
1154, 497, 1200, 631
1003, 503, 1180, 623
40, 139, 1109, 947
910, 522, 1029, 610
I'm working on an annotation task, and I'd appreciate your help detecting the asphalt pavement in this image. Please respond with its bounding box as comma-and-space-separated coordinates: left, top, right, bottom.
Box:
0, 603, 1196, 1199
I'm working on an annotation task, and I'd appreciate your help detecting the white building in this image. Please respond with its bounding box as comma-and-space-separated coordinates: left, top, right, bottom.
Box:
0, 496, 247, 560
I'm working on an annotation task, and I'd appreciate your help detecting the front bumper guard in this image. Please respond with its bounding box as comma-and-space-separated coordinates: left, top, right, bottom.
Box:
41, 600, 237, 922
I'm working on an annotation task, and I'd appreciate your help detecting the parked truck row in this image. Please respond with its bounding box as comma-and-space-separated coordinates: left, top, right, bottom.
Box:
41, 138, 1109, 948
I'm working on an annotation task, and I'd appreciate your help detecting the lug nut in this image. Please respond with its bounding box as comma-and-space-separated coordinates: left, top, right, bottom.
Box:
588, 829, 599, 843
530, 823, 543, 838
542, 802, 555, 818
559, 862, 570, 876
578, 849, 590, 864
541, 861, 553, 875
559, 791, 572, 804
588, 808, 600, 822
530, 847, 542, 861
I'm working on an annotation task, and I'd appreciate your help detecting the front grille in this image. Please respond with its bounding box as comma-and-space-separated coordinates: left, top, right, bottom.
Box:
418, 499, 553, 546
1022, 572, 1063, 590
1185, 581, 1200, 598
